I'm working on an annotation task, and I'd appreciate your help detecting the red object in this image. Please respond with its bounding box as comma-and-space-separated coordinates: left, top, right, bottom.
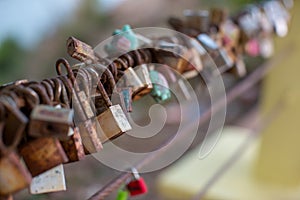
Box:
126, 177, 148, 196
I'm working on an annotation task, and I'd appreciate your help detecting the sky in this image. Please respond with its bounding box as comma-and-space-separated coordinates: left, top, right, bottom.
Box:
0, 0, 124, 49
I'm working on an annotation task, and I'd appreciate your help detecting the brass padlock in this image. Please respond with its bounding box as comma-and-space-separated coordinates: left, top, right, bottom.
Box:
96, 81, 132, 143
133, 64, 153, 100
0, 122, 32, 196
67, 36, 97, 63
19, 137, 69, 177
118, 67, 146, 98
28, 105, 74, 141
61, 127, 85, 162
176, 47, 203, 75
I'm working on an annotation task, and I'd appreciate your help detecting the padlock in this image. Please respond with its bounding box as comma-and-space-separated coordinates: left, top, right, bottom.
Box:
210, 47, 235, 74
60, 127, 85, 162
197, 34, 219, 52
105, 24, 138, 55
220, 20, 240, 49
96, 81, 131, 143
0, 151, 32, 196
149, 69, 171, 103
29, 164, 66, 194
156, 66, 192, 100
126, 168, 148, 196
119, 67, 146, 98
227, 55, 247, 78
121, 88, 133, 112
0, 121, 32, 196
0, 95, 28, 150
19, 137, 69, 177
176, 47, 203, 75
183, 10, 210, 33
263, 1, 290, 37
28, 105, 74, 141
133, 64, 153, 100
248, 6, 273, 36
245, 38, 260, 57
116, 187, 129, 200
75, 90, 102, 154
210, 8, 227, 28
237, 12, 260, 38
280, 0, 294, 10
67, 36, 97, 63
258, 36, 274, 58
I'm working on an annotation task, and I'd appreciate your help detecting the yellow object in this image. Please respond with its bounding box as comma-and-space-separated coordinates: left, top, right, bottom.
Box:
255, 1, 300, 186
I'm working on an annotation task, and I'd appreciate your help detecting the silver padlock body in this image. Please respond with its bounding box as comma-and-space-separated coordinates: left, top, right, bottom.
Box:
30, 164, 66, 194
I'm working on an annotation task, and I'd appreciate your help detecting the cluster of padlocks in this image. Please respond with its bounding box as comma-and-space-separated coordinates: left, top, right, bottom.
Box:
0, 0, 293, 199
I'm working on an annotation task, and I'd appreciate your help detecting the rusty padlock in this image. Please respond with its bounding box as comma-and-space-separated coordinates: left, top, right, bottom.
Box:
28, 105, 74, 141
19, 137, 69, 177
0, 95, 28, 150
115, 59, 146, 98
67, 36, 98, 64
0, 150, 32, 196
95, 63, 130, 114
60, 127, 85, 162
96, 80, 132, 143
0, 103, 32, 196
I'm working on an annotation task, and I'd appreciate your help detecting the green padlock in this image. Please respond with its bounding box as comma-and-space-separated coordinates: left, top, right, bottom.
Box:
149, 70, 171, 103
116, 188, 129, 200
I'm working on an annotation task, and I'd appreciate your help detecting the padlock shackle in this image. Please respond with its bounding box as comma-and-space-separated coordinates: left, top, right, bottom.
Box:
131, 167, 140, 180
97, 79, 112, 108
56, 58, 77, 86
90, 63, 116, 95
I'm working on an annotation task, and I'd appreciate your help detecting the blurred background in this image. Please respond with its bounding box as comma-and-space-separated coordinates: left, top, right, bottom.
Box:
1, 0, 299, 199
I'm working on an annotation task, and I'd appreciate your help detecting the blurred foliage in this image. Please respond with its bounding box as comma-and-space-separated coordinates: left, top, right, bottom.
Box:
0, 38, 26, 84
202, 0, 265, 12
